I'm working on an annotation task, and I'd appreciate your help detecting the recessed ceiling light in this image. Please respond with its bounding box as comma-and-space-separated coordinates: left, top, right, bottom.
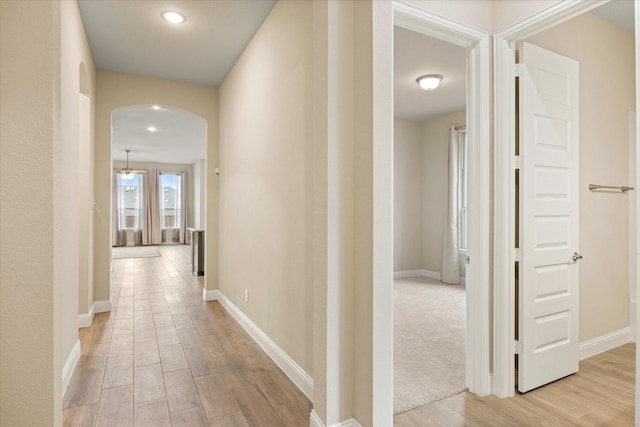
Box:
416, 74, 443, 91
161, 10, 186, 24
152, 105, 160, 110
147, 126, 157, 132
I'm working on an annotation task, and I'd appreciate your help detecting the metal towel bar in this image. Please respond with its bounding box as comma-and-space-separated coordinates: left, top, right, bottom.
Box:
588, 184, 634, 192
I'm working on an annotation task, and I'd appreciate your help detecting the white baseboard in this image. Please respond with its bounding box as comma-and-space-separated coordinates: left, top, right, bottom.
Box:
579, 327, 632, 360
78, 299, 112, 328
202, 288, 221, 302
309, 410, 363, 427
62, 339, 81, 396
209, 289, 313, 400
93, 299, 111, 313
393, 269, 440, 280
78, 305, 95, 328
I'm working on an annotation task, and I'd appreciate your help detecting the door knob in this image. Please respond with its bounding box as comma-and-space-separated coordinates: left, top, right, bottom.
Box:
572, 252, 583, 262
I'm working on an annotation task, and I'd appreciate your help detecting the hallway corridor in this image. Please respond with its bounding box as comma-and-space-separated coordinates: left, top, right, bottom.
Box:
63, 245, 311, 426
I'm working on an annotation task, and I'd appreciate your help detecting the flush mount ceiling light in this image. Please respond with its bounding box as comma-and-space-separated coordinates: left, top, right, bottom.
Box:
161, 10, 186, 24
152, 105, 160, 110
416, 74, 443, 91
147, 126, 157, 132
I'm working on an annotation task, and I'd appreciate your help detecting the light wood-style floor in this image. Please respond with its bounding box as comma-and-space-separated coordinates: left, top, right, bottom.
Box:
63, 245, 311, 427
395, 343, 636, 426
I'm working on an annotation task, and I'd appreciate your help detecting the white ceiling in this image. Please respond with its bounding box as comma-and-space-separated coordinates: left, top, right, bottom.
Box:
394, 26, 466, 122
112, 106, 206, 164
591, 0, 635, 34
77, 0, 276, 87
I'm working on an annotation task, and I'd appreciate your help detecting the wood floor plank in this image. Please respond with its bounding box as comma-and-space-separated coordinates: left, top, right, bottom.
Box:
172, 313, 195, 330
63, 365, 105, 409
233, 341, 272, 370
134, 364, 166, 403
108, 334, 133, 358
94, 385, 133, 427
231, 384, 285, 427
177, 327, 205, 349
103, 355, 133, 389
155, 325, 180, 347
133, 339, 160, 367
214, 354, 255, 390
273, 399, 312, 427
133, 322, 156, 342
439, 393, 514, 427
185, 346, 217, 378
394, 400, 465, 427
164, 369, 202, 413
63, 403, 98, 427
194, 373, 241, 418
203, 333, 235, 358
134, 398, 171, 427
250, 364, 302, 407
158, 343, 189, 373
208, 412, 250, 427
396, 344, 637, 426
170, 406, 209, 427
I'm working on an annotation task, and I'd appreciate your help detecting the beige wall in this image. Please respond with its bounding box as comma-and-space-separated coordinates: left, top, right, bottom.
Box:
95, 71, 218, 304
112, 160, 195, 233
422, 110, 466, 273
61, 0, 97, 366
218, 0, 314, 377
526, 12, 635, 341
394, 119, 423, 271
394, 111, 466, 274
193, 159, 206, 229
1, 0, 96, 425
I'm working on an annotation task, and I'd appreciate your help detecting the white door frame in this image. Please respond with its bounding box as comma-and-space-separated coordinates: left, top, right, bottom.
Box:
391, 1, 491, 395
491, 0, 640, 398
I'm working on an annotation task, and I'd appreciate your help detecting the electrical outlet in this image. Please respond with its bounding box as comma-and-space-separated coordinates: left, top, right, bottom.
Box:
244, 289, 249, 303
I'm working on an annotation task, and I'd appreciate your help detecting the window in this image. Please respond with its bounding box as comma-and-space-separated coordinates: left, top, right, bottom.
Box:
159, 173, 182, 230
117, 172, 143, 230
458, 130, 468, 252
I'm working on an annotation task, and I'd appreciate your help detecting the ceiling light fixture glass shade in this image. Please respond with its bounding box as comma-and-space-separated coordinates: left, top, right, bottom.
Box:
121, 149, 133, 178
147, 126, 157, 132
161, 10, 186, 24
416, 74, 443, 90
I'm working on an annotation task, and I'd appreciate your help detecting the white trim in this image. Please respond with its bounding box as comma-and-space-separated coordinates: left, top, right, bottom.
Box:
630, 111, 637, 343
309, 410, 363, 427
492, 0, 614, 399
579, 328, 632, 361
632, 300, 637, 343
79, 299, 112, 328
211, 290, 313, 400
393, 269, 440, 280
62, 339, 81, 396
93, 299, 111, 313
392, 0, 491, 399
78, 304, 95, 328
202, 288, 221, 302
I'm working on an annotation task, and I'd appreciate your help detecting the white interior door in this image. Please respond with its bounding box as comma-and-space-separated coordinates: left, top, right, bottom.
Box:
518, 42, 580, 393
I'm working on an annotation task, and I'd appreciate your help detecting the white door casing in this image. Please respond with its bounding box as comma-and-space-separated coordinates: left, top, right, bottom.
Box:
518, 42, 580, 393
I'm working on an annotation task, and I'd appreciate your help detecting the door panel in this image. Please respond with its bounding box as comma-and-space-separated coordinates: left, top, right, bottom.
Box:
518, 42, 580, 393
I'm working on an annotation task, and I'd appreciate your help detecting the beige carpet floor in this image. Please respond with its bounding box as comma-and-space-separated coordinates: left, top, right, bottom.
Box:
394, 276, 466, 414
112, 245, 161, 259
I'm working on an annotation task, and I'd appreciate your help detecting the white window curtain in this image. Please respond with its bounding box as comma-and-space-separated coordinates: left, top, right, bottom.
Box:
441, 126, 464, 284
